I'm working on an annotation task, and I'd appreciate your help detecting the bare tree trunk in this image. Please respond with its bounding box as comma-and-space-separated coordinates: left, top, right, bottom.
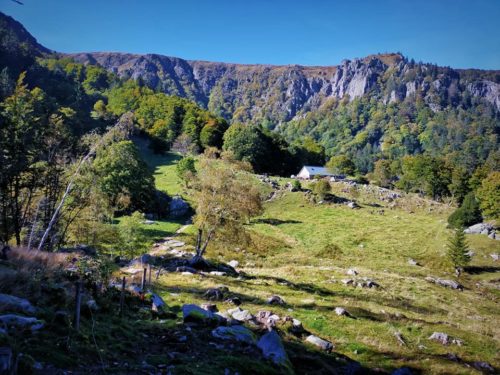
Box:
27, 198, 42, 250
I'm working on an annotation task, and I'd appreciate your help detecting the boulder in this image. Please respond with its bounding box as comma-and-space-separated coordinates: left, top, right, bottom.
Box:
0, 347, 13, 375
0, 294, 36, 315
257, 330, 290, 366
472, 361, 495, 373
347, 201, 360, 209
464, 223, 493, 235
305, 335, 334, 352
255, 311, 280, 327
267, 295, 285, 305
201, 303, 218, 313
151, 294, 167, 313
182, 304, 224, 325
428, 332, 449, 345
225, 297, 242, 306
0, 315, 44, 332
228, 260, 239, 268
211, 325, 256, 345
169, 197, 189, 218
346, 268, 358, 276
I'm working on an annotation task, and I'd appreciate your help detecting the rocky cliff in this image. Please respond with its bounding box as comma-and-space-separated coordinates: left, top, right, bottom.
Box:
67, 51, 500, 125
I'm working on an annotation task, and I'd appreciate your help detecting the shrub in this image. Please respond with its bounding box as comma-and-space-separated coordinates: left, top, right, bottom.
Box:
476, 171, 500, 219
447, 192, 482, 228
292, 179, 302, 191
312, 179, 330, 200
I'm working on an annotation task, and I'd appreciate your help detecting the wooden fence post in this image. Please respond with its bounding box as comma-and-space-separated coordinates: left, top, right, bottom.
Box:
119, 276, 126, 317
141, 268, 147, 292
74, 279, 82, 331
148, 265, 152, 285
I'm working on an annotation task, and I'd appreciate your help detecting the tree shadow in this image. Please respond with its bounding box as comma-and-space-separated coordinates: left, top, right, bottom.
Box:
252, 218, 302, 225
464, 266, 500, 274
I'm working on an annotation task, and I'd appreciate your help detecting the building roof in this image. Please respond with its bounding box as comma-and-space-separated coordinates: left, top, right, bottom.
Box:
301, 166, 334, 176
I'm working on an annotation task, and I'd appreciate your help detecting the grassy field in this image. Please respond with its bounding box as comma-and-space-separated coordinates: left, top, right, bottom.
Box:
151, 178, 500, 374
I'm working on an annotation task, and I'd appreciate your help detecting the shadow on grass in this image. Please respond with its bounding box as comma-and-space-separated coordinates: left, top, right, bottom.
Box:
253, 218, 303, 225
464, 265, 500, 274
159, 285, 268, 306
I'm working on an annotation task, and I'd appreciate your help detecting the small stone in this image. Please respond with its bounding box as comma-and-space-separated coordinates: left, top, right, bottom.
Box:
210, 271, 226, 276
408, 258, 419, 266
267, 295, 285, 305
228, 260, 239, 268
225, 297, 242, 306
472, 361, 495, 373
428, 332, 449, 345
204, 288, 225, 301
305, 335, 334, 352
346, 268, 358, 276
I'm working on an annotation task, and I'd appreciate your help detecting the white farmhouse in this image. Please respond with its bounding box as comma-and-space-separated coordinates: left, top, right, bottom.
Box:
296, 166, 335, 179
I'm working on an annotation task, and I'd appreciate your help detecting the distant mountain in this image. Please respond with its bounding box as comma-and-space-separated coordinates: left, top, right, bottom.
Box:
1, 11, 498, 126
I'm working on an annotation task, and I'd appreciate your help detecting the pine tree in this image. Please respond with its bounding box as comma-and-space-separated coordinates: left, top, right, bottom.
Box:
446, 229, 471, 278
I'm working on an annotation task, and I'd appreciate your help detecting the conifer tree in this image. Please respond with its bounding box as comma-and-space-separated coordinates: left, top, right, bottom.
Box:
446, 229, 471, 278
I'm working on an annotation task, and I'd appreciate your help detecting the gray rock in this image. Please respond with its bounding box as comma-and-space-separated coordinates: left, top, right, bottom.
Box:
428, 332, 449, 345
0, 315, 44, 332
346, 268, 358, 276
425, 277, 463, 290
169, 197, 189, 218
129, 254, 152, 266
305, 335, 334, 352
491, 253, 499, 262
201, 303, 218, 313
341, 278, 354, 285
472, 361, 495, 373
488, 232, 497, 240
204, 288, 225, 301
228, 260, 239, 268
347, 201, 360, 209
257, 330, 290, 366
151, 293, 167, 313
334, 307, 350, 317
212, 325, 256, 344
209, 271, 226, 276
227, 307, 254, 322
408, 258, 419, 266
267, 295, 285, 305
464, 223, 493, 235
0, 294, 36, 315
0, 347, 13, 374
255, 311, 280, 327
182, 304, 224, 325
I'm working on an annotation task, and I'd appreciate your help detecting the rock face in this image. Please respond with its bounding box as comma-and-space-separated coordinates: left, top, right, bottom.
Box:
67, 51, 500, 125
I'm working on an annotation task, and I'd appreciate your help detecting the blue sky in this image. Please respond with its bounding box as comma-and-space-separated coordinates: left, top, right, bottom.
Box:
1, 0, 499, 69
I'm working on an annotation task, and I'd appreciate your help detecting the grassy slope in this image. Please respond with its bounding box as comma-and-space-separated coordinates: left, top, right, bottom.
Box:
153, 177, 500, 374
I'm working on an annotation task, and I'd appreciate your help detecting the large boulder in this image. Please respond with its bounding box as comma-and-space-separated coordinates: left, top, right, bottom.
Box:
0, 294, 36, 315
0, 315, 44, 332
257, 330, 290, 366
464, 223, 493, 235
169, 197, 189, 218
211, 325, 256, 345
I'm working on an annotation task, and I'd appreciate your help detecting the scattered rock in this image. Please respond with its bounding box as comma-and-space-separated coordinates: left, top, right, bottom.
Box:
225, 297, 242, 306
267, 295, 285, 305
472, 361, 495, 373
346, 268, 358, 276
209, 271, 226, 276
425, 277, 463, 291
491, 253, 499, 262
204, 288, 226, 301
201, 303, 218, 313
129, 254, 152, 266
488, 232, 497, 240
257, 330, 290, 366
255, 311, 280, 327
0, 294, 36, 315
0, 315, 44, 332
227, 307, 254, 322
182, 304, 224, 325
341, 279, 354, 285
228, 260, 239, 268
334, 307, 350, 317
151, 294, 167, 313
408, 258, 419, 266
212, 325, 256, 345
347, 201, 360, 209
394, 332, 406, 346
428, 332, 450, 345
305, 335, 334, 352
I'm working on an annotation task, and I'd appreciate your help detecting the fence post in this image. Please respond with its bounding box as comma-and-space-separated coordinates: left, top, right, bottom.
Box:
141, 268, 147, 292
148, 265, 152, 285
74, 279, 82, 331
119, 276, 126, 317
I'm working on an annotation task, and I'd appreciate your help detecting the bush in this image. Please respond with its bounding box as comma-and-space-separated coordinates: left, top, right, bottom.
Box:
476, 171, 500, 219
312, 179, 330, 200
447, 192, 482, 229
292, 179, 302, 191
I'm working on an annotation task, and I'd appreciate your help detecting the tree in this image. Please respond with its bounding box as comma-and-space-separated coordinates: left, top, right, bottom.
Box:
371, 159, 393, 188
189, 157, 263, 268
119, 211, 148, 259
312, 180, 330, 201
176, 156, 196, 188
447, 192, 482, 229
446, 229, 471, 278
326, 155, 356, 175
92, 140, 155, 213
476, 171, 500, 219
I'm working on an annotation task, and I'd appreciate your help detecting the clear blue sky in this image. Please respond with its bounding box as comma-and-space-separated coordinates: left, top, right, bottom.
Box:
1, 0, 499, 69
